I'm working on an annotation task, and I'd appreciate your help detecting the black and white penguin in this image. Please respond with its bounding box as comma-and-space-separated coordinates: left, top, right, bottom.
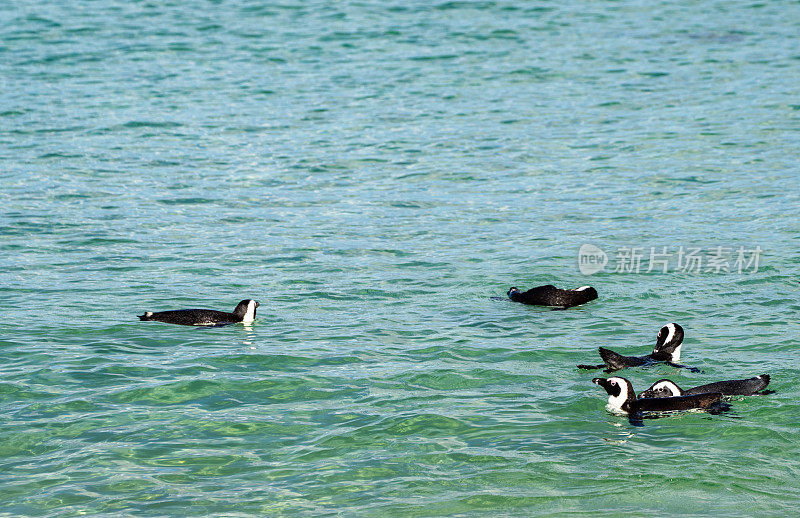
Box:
638, 374, 771, 399
138, 299, 259, 326
507, 285, 597, 308
577, 323, 700, 373
592, 376, 724, 419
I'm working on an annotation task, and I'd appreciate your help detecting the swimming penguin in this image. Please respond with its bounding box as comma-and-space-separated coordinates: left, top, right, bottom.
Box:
638, 374, 772, 399
592, 376, 725, 422
507, 285, 597, 308
577, 323, 700, 373
138, 299, 259, 326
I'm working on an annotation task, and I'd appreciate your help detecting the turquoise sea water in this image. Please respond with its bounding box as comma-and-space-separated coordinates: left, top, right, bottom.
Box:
2, 0, 800, 515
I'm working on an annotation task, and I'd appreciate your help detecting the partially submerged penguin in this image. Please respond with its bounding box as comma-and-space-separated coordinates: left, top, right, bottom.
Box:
138, 299, 259, 326
578, 323, 700, 373
638, 374, 772, 398
507, 285, 597, 308
592, 376, 726, 424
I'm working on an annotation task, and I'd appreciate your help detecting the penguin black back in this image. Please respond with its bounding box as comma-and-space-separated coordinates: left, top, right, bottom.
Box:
507, 285, 597, 308
138, 299, 259, 326
639, 374, 772, 398
632, 392, 724, 414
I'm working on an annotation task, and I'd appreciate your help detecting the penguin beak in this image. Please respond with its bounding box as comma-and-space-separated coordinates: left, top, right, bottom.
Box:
255, 301, 260, 308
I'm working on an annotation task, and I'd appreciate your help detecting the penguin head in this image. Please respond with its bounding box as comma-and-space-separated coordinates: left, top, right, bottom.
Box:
639, 379, 683, 399
652, 323, 684, 361
593, 376, 635, 413
233, 299, 259, 322
507, 287, 521, 297
573, 285, 598, 300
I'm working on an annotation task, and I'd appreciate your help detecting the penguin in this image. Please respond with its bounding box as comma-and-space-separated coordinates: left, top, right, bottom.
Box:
507, 285, 597, 308
592, 376, 726, 423
638, 374, 772, 399
138, 299, 259, 326
577, 322, 700, 373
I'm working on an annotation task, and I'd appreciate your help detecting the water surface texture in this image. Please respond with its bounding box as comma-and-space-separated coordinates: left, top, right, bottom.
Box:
2, 0, 800, 515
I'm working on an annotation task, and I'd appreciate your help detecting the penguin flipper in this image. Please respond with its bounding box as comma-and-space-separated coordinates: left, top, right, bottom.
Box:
598, 347, 628, 371
627, 413, 645, 427
197, 322, 234, 328
707, 400, 732, 415
666, 362, 703, 373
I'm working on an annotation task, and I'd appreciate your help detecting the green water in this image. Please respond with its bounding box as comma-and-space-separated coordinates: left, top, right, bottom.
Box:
2, 0, 800, 515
